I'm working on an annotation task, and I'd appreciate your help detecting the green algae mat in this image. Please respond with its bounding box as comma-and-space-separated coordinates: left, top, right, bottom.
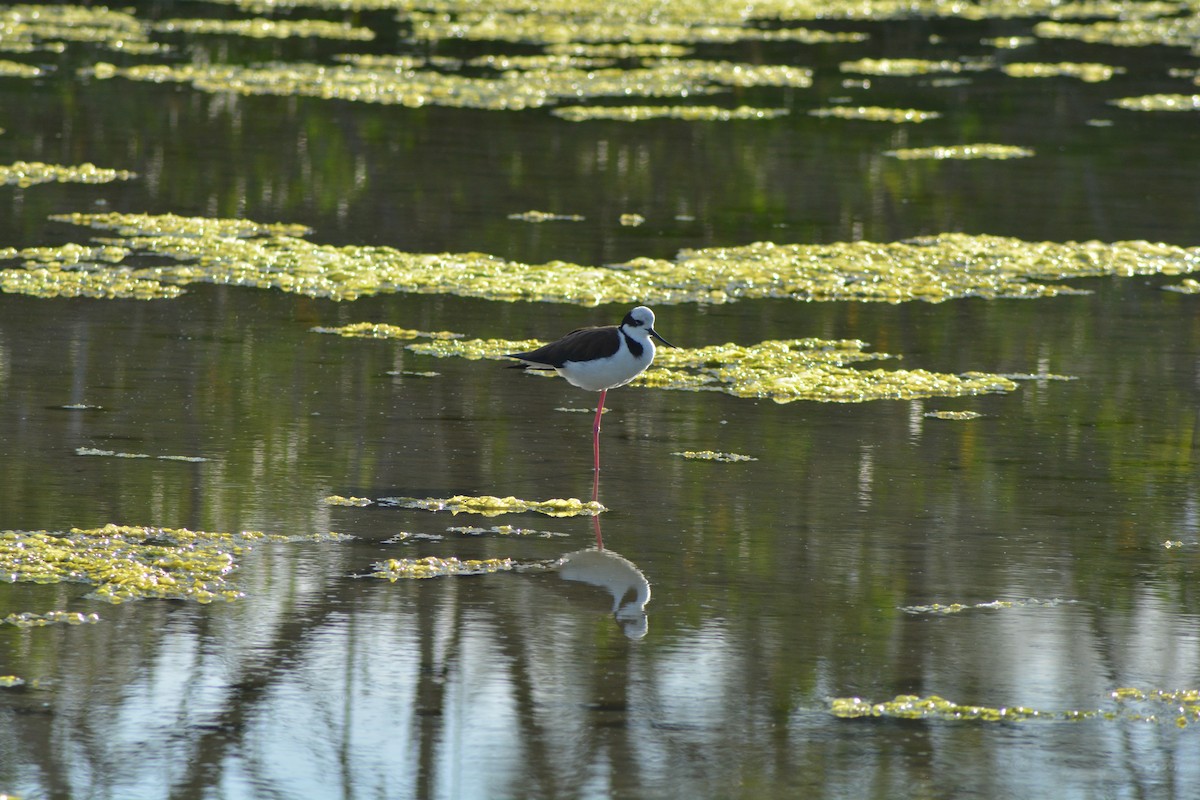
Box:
2, 212, 1196, 304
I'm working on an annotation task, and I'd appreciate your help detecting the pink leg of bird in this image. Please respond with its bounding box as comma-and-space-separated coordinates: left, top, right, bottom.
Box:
591, 389, 607, 503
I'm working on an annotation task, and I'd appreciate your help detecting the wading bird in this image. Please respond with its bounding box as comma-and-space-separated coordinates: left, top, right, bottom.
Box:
506, 306, 676, 500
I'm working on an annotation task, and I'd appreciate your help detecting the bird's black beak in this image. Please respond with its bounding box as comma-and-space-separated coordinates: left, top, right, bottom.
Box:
650, 328, 678, 348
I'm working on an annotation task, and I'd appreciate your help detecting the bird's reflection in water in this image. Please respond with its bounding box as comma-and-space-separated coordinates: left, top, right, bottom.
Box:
551, 516, 651, 639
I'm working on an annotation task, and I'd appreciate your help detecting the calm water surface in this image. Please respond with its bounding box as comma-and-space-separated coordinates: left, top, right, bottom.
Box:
2, 3, 1199, 799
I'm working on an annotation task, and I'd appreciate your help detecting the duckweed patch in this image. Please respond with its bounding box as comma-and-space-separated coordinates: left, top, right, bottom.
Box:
885, 144, 1035, 160
619, 213, 646, 226
0, 675, 24, 688
311, 322, 462, 340
508, 210, 585, 222
8, 214, 1199, 306
379, 495, 607, 517
839, 58, 967, 76
1163, 278, 1200, 294
1110, 94, 1200, 111
831, 694, 1059, 721
76, 447, 211, 462
0, 59, 42, 77
0, 524, 350, 603
84, 57, 805, 115
900, 598, 1075, 614
1001, 62, 1124, 82
1034, 18, 1200, 50
923, 410, 983, 420
0, 162, 136, 188
553, 105, 787, 122
446, 524, 567, 537
3, 611, 101, 627
810, 106, 941, 123
0, 5, 160, 55
323, 495, 374, 506
672, 450, 758, 462
370, 556, 516, 580
411, 334, 1018, 403
152, 18, 375, 40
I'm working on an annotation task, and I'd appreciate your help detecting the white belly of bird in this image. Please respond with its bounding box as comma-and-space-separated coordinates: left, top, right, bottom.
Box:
558, 348, 653, 392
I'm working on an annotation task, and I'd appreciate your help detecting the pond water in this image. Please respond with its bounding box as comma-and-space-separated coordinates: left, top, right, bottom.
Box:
2, 2, 1199, 799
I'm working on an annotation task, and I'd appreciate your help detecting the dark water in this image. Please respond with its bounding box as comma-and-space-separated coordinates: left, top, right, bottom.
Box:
2, 4, 1200, 799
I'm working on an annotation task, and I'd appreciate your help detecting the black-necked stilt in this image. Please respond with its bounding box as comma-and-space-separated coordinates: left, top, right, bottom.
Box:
506, 306, 677, 499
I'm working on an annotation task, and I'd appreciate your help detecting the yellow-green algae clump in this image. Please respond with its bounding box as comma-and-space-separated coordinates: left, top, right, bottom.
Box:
810, 106, 941, 123
323, 495, 374, 506
508, 210, 585, 222
1110, 94, 1200, 112
0, 4, 162, 55
404, 334, 1019, 404
382, 495, 607, 517
1001, 62, 1124, 82
923, 410, 984, 420
84, 57, 808, 115
0, 524, 350, 603
840, 58, 968, 76
899, 597, 1074, 614
553, 105, 787, 122
371, 556, 516, 580
2, 610, 101, 627
885, 144, 1035, 160
151, 17, 374, 40
5, 213, 1199, 306
673, 450, 758, 461
0, 162, 136, 188
834, 689, 1200, 726
832, 694, 1054, 721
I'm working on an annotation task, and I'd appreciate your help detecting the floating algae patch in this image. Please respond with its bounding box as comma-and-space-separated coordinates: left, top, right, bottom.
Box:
404, 8, 868, 46
370, 556, 516, 580
547, 43, 693, 58
1110, 94, 1200, 112
323, 495, 374, 506
1163, 278, 1200, 294
1001, 62, 1124, 82
835, 689, 1200, 726
0, 4, 162, 55
673, 450, 758, 462
0, 162, 136, 188
151, 18, 374, 40
469, 53, 617, 70
839, 58, 967, 76
0, 59, 43, 77
831, 694, 1062, 722
508, 210, 586, 222
1034, 17, 1200, 50
553, 105, 787, 122
446, 524, 567, 537
810, 106, 941, 123
15, 214, 1200, 306
899, 598, 1076, 614
379, 495, 607, 517
84, 58, 801, 114
310, 322, 462, 340
410, 334, 1018, 403
0, 524, 350, 603
75, 446, 210, 462
923, 410, 983, 420
2, 611, 101, 627
885, 144, 1035, 160
1112, 688, 1200, 727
